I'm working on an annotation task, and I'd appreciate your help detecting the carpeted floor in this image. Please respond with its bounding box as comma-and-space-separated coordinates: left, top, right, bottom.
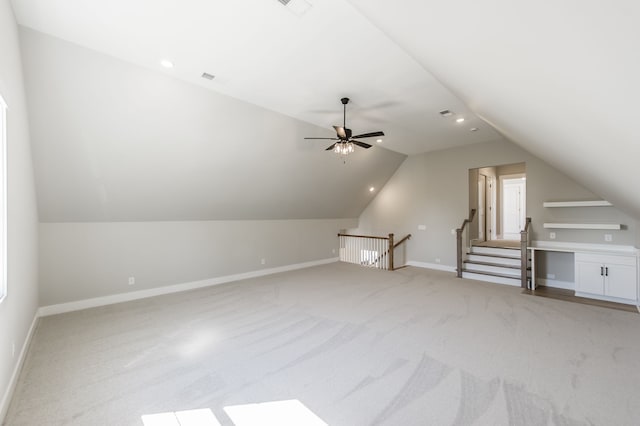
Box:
4, 263, 640, 425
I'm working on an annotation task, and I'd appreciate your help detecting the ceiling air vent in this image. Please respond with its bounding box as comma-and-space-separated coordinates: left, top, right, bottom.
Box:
439, 109, 453, 117
278, 0, 292, 5
201, 72, 215, 80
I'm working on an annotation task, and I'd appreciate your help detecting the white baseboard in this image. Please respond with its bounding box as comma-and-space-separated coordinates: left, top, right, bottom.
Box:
406, 261, 456, 273
536, 278, 574, 291
0, 312, 39, 423
39, 257, 339, 317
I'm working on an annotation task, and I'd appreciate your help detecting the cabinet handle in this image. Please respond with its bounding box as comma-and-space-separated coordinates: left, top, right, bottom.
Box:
600, 266, 604, 276
605, 267, 609, 276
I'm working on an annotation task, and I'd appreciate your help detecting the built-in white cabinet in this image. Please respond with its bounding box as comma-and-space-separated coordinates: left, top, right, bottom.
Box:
575, 253, 637, 301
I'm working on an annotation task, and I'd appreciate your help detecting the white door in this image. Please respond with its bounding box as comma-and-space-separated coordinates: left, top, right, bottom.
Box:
478, 174, 486, 241
502, 177, 526, 239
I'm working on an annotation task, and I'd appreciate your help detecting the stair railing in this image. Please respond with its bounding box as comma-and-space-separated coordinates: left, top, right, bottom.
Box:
520, 218, 532, 288
338, 233, 411, 271
456, 209, 477, 278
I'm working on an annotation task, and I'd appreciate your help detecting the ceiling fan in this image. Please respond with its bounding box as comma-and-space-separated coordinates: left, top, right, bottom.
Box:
305, 98, 384, 155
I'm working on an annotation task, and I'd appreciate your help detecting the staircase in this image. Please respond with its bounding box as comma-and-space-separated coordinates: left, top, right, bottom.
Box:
461, 243, 530, 287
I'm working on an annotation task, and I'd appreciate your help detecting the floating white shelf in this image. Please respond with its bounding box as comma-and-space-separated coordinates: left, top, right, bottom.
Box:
543, 200, 612, 208
543, 223, 622, 230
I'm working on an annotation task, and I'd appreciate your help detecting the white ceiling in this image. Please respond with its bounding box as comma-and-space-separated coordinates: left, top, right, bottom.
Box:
12, 0, 640, 221
345, 0, 640, 219
11, 0, 501, 155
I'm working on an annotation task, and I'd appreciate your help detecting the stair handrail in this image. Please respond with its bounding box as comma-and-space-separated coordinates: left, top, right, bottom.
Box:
338, 232, 410, 271
456, 209, 477, 278
520, 217, 532, 288
393, 234, 412, 249
374, 234, 412, 270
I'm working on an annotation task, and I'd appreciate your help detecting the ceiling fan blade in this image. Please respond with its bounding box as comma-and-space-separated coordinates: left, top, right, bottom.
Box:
325, 143, 337, 151
333, 126, 347, 139
352, 140, 372, 149
351, 131, 385, 139
304, 137, 339, 140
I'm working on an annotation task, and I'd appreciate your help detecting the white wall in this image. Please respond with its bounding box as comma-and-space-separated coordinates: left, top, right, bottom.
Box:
39, 219, 355, 306
0, 0, 39, 420
354, 138, 637, 281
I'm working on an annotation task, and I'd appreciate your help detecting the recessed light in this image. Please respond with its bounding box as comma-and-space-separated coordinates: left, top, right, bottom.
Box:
369, 187, 375, 192
160, 59, 174, 69
470, 127, 479, 132
456, 117, 465, 123
376, 139, 382, 143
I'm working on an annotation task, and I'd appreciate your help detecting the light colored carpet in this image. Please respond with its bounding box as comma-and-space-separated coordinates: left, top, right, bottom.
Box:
4, 263, 640, 425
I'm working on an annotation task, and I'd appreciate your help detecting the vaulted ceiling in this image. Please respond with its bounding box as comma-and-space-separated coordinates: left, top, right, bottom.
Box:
11, 0, 640, 221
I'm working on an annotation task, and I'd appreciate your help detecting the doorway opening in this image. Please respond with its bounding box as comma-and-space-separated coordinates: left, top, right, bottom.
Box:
500, 174, 526, 239
468, 162, 526, 245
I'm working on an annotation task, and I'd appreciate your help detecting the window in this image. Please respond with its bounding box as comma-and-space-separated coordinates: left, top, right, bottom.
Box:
0, 94, 6, 303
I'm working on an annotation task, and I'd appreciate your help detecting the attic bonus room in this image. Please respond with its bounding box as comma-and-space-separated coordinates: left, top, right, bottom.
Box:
1, 1, 640, 425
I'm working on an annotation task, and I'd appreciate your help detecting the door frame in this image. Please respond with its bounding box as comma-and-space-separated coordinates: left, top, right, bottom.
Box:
478, 174, 486, 241
487, 176, 497, 240
499, 173, 526, 239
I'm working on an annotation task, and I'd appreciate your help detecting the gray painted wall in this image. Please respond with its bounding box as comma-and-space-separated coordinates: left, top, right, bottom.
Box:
19, 28, 406, 222
354, 139, 637, 282
39, 219, 355, 306
0, 0, 39, 419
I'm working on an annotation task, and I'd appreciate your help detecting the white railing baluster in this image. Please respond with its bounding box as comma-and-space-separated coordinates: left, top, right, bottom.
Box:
337, 233, 410, 271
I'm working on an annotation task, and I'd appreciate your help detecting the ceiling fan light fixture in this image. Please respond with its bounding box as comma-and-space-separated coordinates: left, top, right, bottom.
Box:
304, 98, 382, 155
334, 141, 355, 155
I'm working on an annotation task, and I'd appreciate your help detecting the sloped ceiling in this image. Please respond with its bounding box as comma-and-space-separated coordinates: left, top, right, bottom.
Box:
20, 28, 406, 221
345, 0, 640, 219
13, 0, 639, 222
11, 0, 501, 155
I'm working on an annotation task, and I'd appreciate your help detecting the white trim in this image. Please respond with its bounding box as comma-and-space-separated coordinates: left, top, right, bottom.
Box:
0, 94, 7, 304
536, 278, 574, 291
529, 240, 638, 255
461, 271, 521, 287
543, 200, 612, 208
0, 312, 38, 423
575, 291, 637, 306
38, 257, 339, 316
543, 223, 621, 230
406, 261, 456, 273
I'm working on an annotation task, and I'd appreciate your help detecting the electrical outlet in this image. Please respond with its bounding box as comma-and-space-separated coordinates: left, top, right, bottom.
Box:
128, 277, 135, 285
261, 258, 266, 265
604, 234, 613, 242
418, 224, 426, 231
547, 273, 556, 280
435, 258, 441, 264
549, 232, 556, 240
451, 229, 456, 235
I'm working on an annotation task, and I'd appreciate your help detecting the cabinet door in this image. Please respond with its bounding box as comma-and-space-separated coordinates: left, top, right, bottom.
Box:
605, 264, 637, 300
575, 261, 604, 295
